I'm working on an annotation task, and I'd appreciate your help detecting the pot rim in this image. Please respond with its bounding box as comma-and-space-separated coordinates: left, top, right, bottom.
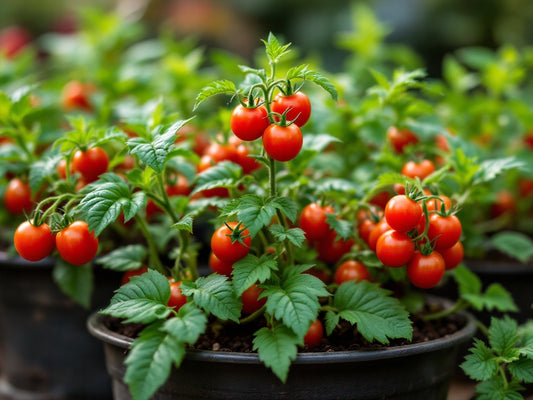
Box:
0, 251, 54, 269
464, 258, 533, 274
87, 305, 476, 365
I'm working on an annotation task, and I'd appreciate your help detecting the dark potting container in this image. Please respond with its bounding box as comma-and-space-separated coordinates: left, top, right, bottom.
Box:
87, 304, 476, 400
0, 252, 120, 400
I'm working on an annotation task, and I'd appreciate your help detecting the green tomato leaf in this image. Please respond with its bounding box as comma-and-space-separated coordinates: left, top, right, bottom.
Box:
96, 244, 147, 272
180, 275, 241, 322
270, 196, 298, 223
461, 338, 499, 381
125, 321, 185, 400
29, 154, 61, 192
268, 225, 306, 247
332, 280, 412, 344
171, 213, 194, 234
192, 161, 242, 195
52, 260, 93, 309
262, 32, 291, 65
193, 80, 237, 111
474, 375, 524, 400
286, 65, 338, 100
253, 325, 300, 383
100, 269, 171, 324
490, 231, 533, 264
489, 316, 519, 357
162, 303, 207, 344
325, 214, 353, 241
473, 157, 525, 185
231, 254, 278, 296
262, 265, 329, 338
509, 357, 533, 383
453, 264, 482, 296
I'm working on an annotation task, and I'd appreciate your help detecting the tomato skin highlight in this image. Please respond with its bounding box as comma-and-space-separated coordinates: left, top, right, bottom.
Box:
241, 283, 266, 315
401, 159, 436, 180
367, 219, 392, 252
209, 251, 233, 277
4, 178, 33, 215
316, 230, 355, 264
376, 230, 415, 268
271, 91, 312, 127
427, 213, 462, 250
304, 319, 324, 349
14, 221, 55, 262
262, 123, 303, 162
72, 147, 109, 183
168, 281, 187, 310
384, 195, 423, 233
386, 126, 418, 153
334, 260, 370, 285
210, 222, 251, 263
406, 251, 445, 289
230, 104, 269, 141
55, 221, 99, 266
439, 241, 464, 271
299, 203, 334, 242
61, 81, 92, 111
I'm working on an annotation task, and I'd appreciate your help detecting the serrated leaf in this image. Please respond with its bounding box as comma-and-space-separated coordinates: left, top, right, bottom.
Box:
79, 177, 146, 236
475, 376, 524, 400
461, 338, 499, 381
332, 280, 412, 344
52, 260, 93, 308
125, 321, 185, 400
270, 196, 298, 223
489, 316, 518, 357
301, 133, 342, 153
324, 311, 340, 336
231, 254, 277, 296
162, 303, 207, 344
509, 357, 533, 383
193, 80, 237, 110
262, 266, 329, 338
262, 32, 291, 64
96, 244, 147, 272
482, 284, 519, 312
454, 264, 482, 296
181, 275, 241, 322
192, 161, 242, 195
100, 269, 171, 323
220, 195, 277, 237
325, 214, 352, 241
268, 225, 306, 247
253, 325, 299, 383
473, 157, 525, 185
29, 154, 61, 192
172, 213, 194, 233
490, 231, 533, 264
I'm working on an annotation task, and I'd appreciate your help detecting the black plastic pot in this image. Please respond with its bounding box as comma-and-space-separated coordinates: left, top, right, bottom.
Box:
87, 302, 476, 400
0, 252, 120, 400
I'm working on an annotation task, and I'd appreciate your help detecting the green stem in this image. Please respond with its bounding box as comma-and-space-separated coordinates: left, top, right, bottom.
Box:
239, 305, 266, 324
422, 299, 469, 321
135, 215, 166, 274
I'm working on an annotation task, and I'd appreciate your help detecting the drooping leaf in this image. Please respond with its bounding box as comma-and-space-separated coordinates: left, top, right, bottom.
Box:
162, 303, 207, 344
29, 154, 61, 192
461, 338, 499, 381
192, 161, 242, 195
490, 231, 533, 264
231, 254, 278, 296
193, 80, 237, 110
268, 225, 306, 247
172, 213, 194, 234
473, 157, 525, 185
96, 244, 147, 272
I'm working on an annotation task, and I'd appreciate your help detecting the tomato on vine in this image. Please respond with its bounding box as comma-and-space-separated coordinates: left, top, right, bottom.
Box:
168, 281, 187, 311
334, 260, 370, 284
61, 81, 93, 112
384, 195, 423, 233
316, 230, 355, 264
241, 283, 266, 315
299, 203, 334, 242
439, 241, 464, 270
210, 222, 251, 263
376, 230, 415, 268
367, 219, 392, 252
401, 159, 436, 180
406, 251, 445, 289
230, 102, 269, 141
386, 126, 418, 154
262, 123, 303, 162
208, 252, 233, 277
4, 178, 33, 215
55, 220, 99, 266
72, 147, 109, 183
304, 319, 324, 349
271, 91, 311, 127
14, 221, 55, 262
427, 213, 462, 250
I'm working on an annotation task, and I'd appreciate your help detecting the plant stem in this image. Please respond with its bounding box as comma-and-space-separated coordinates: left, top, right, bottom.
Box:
239, 305, 266, 324
135, 215, 166, 274
422, 299, 468, 321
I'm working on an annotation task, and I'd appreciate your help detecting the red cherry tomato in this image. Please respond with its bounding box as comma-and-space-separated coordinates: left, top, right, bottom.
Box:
401, 159, 436, 180
208, 252, 233, 277
121, 266, 149, 285
241, 283, 266, 315
406, 251, 445, 289
367, 219, 392, 252
304, 319, 324, 349
203, 142, 239, 164
299, 203, 335, 242
72, 147, 109, 183
384, 195, 423, 233
439, 241, 464, 271
386, 126, 418, 153
358, 219, 376, 246
0, 26, 31, 59
210, 222, 251, 263
424, 195, 452, 213
271, 91, 312, 127
490, 191, 516, 218
316, 230, 355, 264
262, 123, 303, 162
376, 230, 415, 268
14, 221, 55, 262
4, 178, 33, 215
427, 213, 462, 250
165, 173, 190, 197
334, 260, 370, 285
61, 81, 93, 111
230, 103, 269, 141
55, 221, 99, 265
304, 267, 332, 285
168, 281, 187, 310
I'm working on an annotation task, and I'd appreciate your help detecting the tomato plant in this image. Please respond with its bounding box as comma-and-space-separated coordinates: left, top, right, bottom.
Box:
384, 195, 422, 233
4, 178, 33, 215
72, 147, 109, 183
303, 319, 324, 349
406, 251, 445, 289
14, 221, 55, 262
333, 260, 370, 284
230, 103, 269, 141
167, 281, 187, 310
55, 221, 99, 266
210, 222, 251, 263
262, 123, 303, 162
271, 91, 312, 127
299, 203, 335, 242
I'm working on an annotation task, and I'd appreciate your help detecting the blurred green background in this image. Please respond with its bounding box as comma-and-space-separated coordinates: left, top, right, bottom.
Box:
1, 0, 533, 76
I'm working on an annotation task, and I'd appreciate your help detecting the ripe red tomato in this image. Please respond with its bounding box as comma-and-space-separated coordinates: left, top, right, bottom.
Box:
385, 195, 423, 233
262, 123, 303, 162
14, 221, 55, 262
230, 103, 269, 141
406, 251, 445, 289
490, 190, 516, 218
271, 91, 312, 127
229, 139, 261, 174
241, 283, 266, 315
168, 281, 187, 310
367, 219, 392, 252
369, 190, 391, 209
4, 178, 33, 215
524, 131, 533, 151
386, 126, 418, 153
334, 260, 370, 285
121, 266, 149, 285
439, 241, 464, 271
304, 267, 332, 285
358, 219, 376, 246
401, 159, 436, 180
427, 213, 462, 250
425, 195, 452, 213
208, 252, 233, 277
72, 147, 109, 183
165, 173, 190, 197
316, 230, 355, 264
0, 26, 31, 59
299, 203, 335, 242
304, 319, 324, 349
203, 142, 239, 164
55, 221, 99, 266
61, 81, 92, 111
376, 230, 415, 268
211, 222, 251, 263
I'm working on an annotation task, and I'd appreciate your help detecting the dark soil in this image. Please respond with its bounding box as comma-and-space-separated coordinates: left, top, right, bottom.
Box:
104, 306, 466, 353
